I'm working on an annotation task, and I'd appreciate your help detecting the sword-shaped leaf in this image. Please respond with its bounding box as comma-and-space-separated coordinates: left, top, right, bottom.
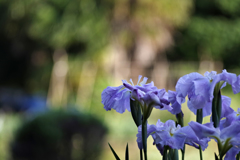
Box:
125, 143, 129, 160
108, 143, 121, 160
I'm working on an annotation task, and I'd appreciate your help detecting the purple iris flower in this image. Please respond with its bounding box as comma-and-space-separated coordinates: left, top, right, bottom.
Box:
136, 119, 209, 154
220, 108, 240, 129
123, 77, 171, 111
138, 89, 171, 110
175, 71, 214, 116
175, 70, 240, 117
209, 69, 240, 100
189, 120, 240, 159
153, 120, 187, 150
225, 148, 240, 160
124, 80, 171, 110
101, 75, 167, 113
101, 85, 131, 113
101, 75, 152, 113
168, 90, 182, 114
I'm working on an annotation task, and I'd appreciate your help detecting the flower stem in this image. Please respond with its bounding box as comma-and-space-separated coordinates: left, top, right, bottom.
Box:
181, 145, 185, 160
142, 120, 147, 160
196, 109, 203, 160
163, 146, 168, 160
199, 146, 203, 160
140, 149, 143, 160
236, 152, 240, 160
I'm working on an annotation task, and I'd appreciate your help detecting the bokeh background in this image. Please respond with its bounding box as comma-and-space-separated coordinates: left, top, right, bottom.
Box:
0, 0, 240, 159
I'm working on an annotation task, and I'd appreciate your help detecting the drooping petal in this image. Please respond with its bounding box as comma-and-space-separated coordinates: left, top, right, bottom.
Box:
101, 85, 131, 113
230, 133, 240, 149
221, 96, 234, 119
187, 100, 212, 117
156, 89, 171, 110
179, 126, 210, 151
188, 121, 218, 139
224, 148, 240, 160
193, 78, 211, 100
154, 120, 186, 150
156, 143, 165, 155
176, 72, 203, 102
209, 70, 238, 100
168, 133, 186, 149
168, 90, 182, 115
220, 121, 240, 140
232, 75, 240, 94
112, 89, 131, 113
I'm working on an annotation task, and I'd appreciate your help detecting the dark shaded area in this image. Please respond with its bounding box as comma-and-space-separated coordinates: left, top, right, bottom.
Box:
11, 109, 107, 160
0, 0, 112, 91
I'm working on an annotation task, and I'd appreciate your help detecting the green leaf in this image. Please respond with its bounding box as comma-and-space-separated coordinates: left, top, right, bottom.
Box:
212, 83, 222, 128
125, 143, 129, 160
108, 143, 121, 160
216, 91, 222, 125
130, 99, 142, 127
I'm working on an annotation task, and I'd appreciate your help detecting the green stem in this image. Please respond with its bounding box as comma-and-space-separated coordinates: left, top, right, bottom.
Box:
173, 149, 179, 160
140, 149, 143, 160
176, 112, 184, 127
181, 145, 185, 160
196, 109, 203, 160
163, 146, 168, 160
236, 152, 240, 160
219, 155, 223, 160
196, 109, 203, 124
199, 146, 203, 160
142, 120, 147, 160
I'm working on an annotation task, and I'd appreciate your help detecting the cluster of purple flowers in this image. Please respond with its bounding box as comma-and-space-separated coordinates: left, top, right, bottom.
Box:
101, 70, 240, 160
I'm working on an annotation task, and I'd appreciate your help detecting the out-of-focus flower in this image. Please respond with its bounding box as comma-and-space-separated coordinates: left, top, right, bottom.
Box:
175, 71, 214, 116
189, 120, 240, 159
175, 70, 240, 117
101, 85, 131, 113
220, 108, 240, 129
136, 119, 209, 154
209, 69, 240, 100
168, 90, 182, 114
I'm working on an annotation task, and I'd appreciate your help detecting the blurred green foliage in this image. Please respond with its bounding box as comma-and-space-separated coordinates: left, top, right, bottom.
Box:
167, 0, 240, 69
0, 0, 112, 54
